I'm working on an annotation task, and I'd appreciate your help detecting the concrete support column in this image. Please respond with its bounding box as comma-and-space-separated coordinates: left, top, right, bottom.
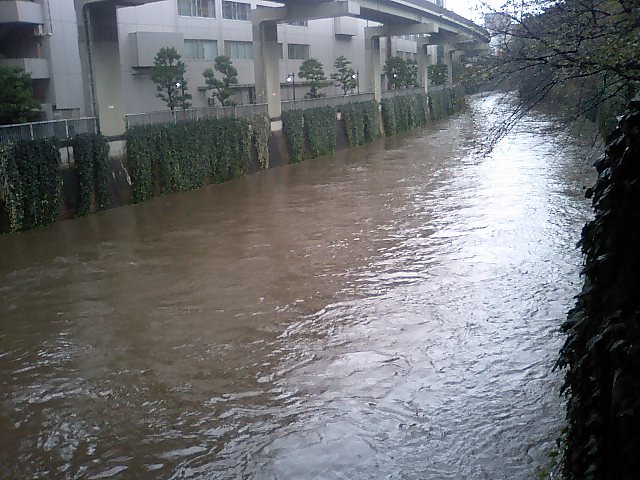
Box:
76, 1, 125, 136
364, 34, 382, 102
417, 41, 431, 93
443, 44, 455, 86
451, 50, 463, 83
253, 20, 281, 119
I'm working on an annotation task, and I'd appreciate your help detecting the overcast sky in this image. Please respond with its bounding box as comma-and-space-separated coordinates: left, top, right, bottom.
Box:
446, 0, 503, 23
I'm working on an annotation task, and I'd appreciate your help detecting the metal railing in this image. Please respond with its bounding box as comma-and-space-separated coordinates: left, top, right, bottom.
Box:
281, 93, 375, 112
0, 117, 98, 142
124, 103, 269, 129
381, 87, 427, 99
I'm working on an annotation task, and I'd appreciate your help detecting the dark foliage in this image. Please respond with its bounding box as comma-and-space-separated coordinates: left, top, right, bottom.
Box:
558, 104, 640, 479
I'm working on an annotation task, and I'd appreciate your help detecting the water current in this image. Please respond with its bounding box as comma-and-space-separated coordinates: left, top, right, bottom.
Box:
0, 94, 598, 479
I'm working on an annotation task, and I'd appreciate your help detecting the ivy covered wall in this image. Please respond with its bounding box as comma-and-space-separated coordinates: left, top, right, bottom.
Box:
125, 115, 270, 204
379, 88, 466, 136
72, 133, 110, 217
281, 106, 337, 162
340, 100, 382, 147
1, 88, 469, 233
0, 138, 61, 232
558, 105, 640, 479
304, 106, 337, 158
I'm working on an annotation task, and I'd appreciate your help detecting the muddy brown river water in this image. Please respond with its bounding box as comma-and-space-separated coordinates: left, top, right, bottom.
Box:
0, 95, 598, 479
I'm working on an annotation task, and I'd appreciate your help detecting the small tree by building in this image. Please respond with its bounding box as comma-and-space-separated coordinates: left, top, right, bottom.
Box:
298, 58, 329, 99
203, 56, 239, 106
428, 64, 448, 86
330, 55, 356, 95
383, 56, 408, 90
405, 59, 419, 87
150, 47, 191, 111
0, 66, 42, 125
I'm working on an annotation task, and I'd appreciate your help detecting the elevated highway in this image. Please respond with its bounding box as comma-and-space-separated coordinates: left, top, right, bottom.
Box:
75, 0, 489, 134
253, 0, 489, 117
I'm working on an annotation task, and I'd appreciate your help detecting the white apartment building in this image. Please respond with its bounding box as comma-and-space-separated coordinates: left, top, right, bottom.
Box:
0, 0, 447, 122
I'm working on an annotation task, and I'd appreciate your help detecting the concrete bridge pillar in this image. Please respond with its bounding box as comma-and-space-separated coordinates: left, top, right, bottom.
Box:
417, 40, 431, 93
364, 33, 382, 102
252, 20, 281, 119
76, 1, 126, 136
443, 45, 455, 86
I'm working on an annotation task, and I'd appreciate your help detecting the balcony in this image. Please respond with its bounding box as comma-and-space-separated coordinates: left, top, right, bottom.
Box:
0, 57, 49, 79
0, 1, 44, 25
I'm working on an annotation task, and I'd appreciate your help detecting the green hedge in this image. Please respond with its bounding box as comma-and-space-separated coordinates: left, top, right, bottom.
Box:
252, 114, 271, 170
429, 89, 449, 121
72, 133, 110, 217
282, 110, 304, 163
0, 138, 61, 232
429, 87, 466, 120
304, 106, 337, 158
282, 106, 337, 162
381, 98, 397, 136
340, 100, 383, 148
340, 102, 366, 147
381, 94, 429, 136
362, 100, 381, 142
380, 88, 466, 136
125, 117, 253, 204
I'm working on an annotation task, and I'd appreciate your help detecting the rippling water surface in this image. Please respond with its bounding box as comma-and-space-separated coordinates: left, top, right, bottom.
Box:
0, 95, 597, 479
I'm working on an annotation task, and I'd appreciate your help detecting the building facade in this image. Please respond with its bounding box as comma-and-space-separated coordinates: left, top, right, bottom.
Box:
1, 0, 448, 122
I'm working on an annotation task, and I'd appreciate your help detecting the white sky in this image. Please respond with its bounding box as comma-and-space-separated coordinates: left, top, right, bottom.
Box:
446, 0, 503, 23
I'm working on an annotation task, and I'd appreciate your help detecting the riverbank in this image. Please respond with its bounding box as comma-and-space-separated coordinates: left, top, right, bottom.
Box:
0, 87, 465, 234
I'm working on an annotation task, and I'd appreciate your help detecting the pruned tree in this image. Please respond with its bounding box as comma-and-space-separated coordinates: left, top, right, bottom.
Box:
330, 55, 357, 95
428, 64, 448, 86
405, 59, 419, 87
203, 56, 239, 106
383, 56, 408, 90
150, 47, 191, 111
0, 66, 42, 125
298, 58, 329, 99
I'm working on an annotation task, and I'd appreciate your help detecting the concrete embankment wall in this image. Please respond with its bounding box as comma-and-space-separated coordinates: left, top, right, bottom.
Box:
51, 114, 352, 221
1, 87, 463, 233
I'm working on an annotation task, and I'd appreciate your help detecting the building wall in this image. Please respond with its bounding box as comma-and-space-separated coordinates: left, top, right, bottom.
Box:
2, 0, 440, 119
46, 0, 84, 117
116, 0, 382, 113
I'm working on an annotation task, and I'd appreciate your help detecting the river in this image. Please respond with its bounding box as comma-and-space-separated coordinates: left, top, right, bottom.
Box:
0, 94, 598, 479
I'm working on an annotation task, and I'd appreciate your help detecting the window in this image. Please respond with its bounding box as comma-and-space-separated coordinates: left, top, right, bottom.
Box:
287, 43, 309, 60
177, 0, 215, 17
225, 40, 253, 59
184, 39, 218, 60
287, 20, 308, 27
278, 43, 283, 60
222, 1, 250, 21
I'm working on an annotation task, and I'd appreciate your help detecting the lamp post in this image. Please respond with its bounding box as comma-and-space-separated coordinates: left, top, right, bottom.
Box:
286, 73, 296, 101
352, 70, 359, 94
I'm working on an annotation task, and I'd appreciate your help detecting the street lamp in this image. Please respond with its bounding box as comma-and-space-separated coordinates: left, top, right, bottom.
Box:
286, 73, 296, 101
351, 70, 359, 94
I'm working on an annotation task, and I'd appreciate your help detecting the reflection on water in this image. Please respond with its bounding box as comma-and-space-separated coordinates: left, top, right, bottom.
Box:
0, 95, 596, 479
